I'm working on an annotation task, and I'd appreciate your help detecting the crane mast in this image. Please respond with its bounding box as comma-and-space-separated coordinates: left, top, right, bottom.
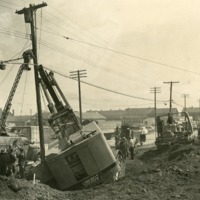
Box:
0, 50, 33, 135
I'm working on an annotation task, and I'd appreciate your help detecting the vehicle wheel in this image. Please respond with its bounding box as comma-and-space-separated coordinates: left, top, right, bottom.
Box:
113, 153, 126, 181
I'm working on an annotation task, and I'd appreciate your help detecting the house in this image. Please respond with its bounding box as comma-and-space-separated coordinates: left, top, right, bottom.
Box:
29, 112, 51, 126
74, 111, 107, 123
123, 108, 154, 125
148, 108, 178, 118
98, 109, 124, 120
7, 115, 32, 126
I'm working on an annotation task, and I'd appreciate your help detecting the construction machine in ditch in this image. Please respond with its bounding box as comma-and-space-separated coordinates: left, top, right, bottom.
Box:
30, 65, 125, 190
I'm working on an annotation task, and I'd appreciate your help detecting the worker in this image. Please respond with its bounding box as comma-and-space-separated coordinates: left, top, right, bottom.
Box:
167, 113, 174, 124
0, 148, 9, 176
128, 136, 138, 160
7, 146, 16, 176
127, 128, 131, 139
140, 127, 147, 146
17, 147, 26, 179
157, 116, 164, 137
115, 126, 121, 149
119, 137, 129, 159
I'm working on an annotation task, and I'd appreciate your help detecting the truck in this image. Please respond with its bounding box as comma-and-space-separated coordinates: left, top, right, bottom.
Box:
155, 111, 198, 148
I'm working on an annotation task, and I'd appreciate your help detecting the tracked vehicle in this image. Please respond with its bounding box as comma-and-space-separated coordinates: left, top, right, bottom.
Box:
155, 111, 197, 148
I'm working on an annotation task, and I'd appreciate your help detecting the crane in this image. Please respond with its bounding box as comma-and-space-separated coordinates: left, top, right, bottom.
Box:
0, 50, 33, 136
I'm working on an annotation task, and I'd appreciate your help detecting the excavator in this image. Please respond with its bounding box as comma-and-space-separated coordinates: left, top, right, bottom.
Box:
1, 52, 125, 190
25, 65, 126, 190
0, 50, 40, 161
1, 45, 125, 190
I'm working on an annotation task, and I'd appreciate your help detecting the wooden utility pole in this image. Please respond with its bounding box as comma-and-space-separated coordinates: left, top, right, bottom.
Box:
16, 2, 47, 163
163, 81, 179, 114
150, 87, 161, 138
70, 70, 87, 124
181, 94, 189, 111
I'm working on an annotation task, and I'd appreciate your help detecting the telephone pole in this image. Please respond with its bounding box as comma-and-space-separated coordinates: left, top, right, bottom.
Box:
150, 87, 161, 138
163, 81, 179, 114
70, 70, 87, 124
181, 94, 189, 111
16, 2, 47, 163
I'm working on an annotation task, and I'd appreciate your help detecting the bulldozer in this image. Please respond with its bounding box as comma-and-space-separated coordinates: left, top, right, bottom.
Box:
155, 111, 198, 148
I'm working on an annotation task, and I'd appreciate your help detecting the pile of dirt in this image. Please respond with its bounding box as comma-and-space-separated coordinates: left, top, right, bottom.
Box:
1, 143, 200, 200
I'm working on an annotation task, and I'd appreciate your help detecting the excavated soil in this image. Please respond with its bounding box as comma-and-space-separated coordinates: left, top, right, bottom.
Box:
1, 143, 200, 200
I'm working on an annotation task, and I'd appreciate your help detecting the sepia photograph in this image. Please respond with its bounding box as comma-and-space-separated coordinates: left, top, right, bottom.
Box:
0, 0, 200, 199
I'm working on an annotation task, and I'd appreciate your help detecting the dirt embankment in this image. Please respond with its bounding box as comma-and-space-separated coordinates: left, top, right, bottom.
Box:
1, 143, 200, 200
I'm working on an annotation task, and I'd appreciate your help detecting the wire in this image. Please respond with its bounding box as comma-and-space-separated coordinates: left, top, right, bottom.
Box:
0, 65, 14, 87
64, 36, 200, 76
20, 71, 28, 115
0, 0, 22, 7
172, 101, 184, 108
43, 66, 167, 102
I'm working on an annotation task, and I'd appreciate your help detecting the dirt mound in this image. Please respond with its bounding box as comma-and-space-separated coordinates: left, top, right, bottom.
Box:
0, 176, 70, 200
1, 143, 200, 200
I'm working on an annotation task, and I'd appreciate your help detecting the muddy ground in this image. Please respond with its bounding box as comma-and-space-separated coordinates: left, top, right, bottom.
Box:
1, 143, 200, 200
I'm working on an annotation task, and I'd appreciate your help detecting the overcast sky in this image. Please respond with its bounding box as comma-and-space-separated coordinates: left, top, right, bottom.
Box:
1, 0, 200, 115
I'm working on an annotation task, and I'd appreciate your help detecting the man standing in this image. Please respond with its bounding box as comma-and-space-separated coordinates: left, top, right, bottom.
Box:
0, 148, 9, 176
157, 116, 164, 137
119, 137, 129, 159
7, 146, 16, 176
17, 147, 26, 179
128, 136, 138, 160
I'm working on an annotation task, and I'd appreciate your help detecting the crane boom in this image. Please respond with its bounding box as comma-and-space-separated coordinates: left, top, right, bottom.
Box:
0, 50, 33, 135
38, 65, 81, 149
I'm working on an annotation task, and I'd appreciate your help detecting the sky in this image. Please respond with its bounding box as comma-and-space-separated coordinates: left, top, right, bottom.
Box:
1, 0, 200, 115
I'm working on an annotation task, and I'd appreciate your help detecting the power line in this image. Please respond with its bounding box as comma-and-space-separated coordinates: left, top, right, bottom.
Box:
44, 66, 167, 102
63, 36, 200, 76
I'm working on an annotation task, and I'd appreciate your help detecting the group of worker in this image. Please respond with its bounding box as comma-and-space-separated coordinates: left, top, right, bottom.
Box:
0, 145, 26, 178
115, 127, 138, 160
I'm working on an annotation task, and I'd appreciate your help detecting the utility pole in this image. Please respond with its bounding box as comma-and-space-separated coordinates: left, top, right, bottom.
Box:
150, 87, 161, 138
163, 81, 179, 114
70, 70, 87, 124
181, 94, 189, 111
16, 2, 47, 163
199, 99, 200, 116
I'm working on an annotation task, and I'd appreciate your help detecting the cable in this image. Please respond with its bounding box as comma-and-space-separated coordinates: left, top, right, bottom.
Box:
172, 101, 184, 108
64, 36, 200, 76
0, 65, 14, 87
43, 66, 168, 102
20, 71, 28, 115
0, 0, 21, 7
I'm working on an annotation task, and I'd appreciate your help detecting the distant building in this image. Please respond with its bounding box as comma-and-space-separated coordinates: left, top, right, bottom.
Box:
7, 115, 32, 126
183, 107, 200, 120
30, 112, 51, 126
